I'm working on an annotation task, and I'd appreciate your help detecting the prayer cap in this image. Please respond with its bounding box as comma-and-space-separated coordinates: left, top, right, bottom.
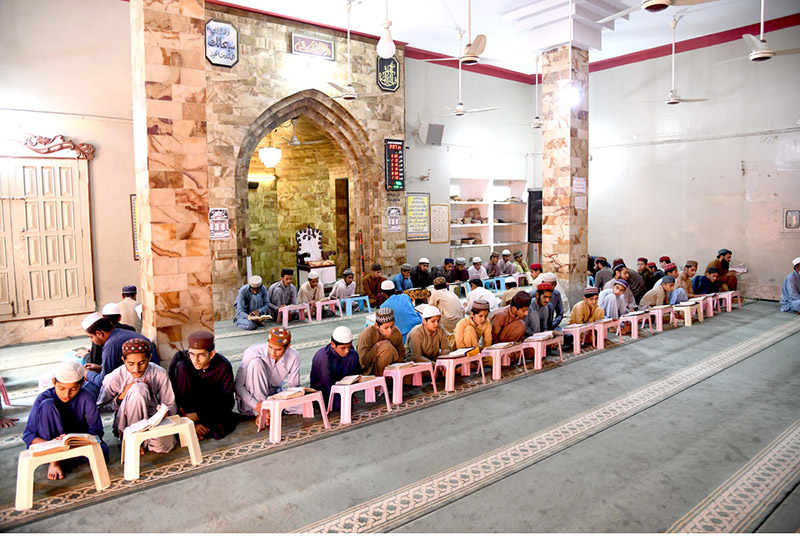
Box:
612, 263, 626, 273
596, 256, 608, 263
584, 287, 599, 297
537, 283, 554, 292
268, 327, 291, 346
332, 326, 353, 344
307, 270, 320, 280
121, 338, 151, 357
249, 275, 263, 288
433, 276, 446, 286
647, 262, 656, 268
371, 263, 382, 271
505, 276, 516, 284
530, 263, 542, 270
637, 257, 647, 263
54, 360, 84, 384
472, 256, 482, 264
188, 331, 215, 351
502, 249, 511, 255
685, 260, 698, 268
793, 257, 800, 268
614, 279, 629, 288
102, 302, 121, 316
612, 258, 625, 267
343, 268, 354, 276
490, 252, 499, 258
542, 273, 558, 283
421, 305, 441, 319
707, 267, 719, 274
376, 308, 395, 324
511, 291, 532, 308
718, 248, 731, 256
418, 257, 430, 264
444, 258, 454, 264
471, 300, 490, 312
513, 251, 523, 257
455, 257, 466, 265
401, 263, 412, 271
663, 262, 677, 272
281, 268, 294, 277
659, 256, 671, 263
122, 285, 137, 293
662, 275, 676, 284
381, 280, 395, 291
81, 312, 103, 331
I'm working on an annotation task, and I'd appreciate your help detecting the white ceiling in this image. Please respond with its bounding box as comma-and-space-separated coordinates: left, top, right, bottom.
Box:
222, 0, 800, 74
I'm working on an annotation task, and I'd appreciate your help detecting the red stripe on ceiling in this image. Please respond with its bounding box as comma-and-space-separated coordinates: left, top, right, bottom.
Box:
404, 47, 540, 85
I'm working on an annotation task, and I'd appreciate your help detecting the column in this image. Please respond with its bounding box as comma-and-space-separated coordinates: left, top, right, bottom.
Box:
541, 45, 589, 307
130, 0, 213, 359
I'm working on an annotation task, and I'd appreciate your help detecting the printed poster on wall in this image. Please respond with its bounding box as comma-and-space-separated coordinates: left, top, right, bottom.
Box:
406, 193, 430, 241
387, 206, 401, 232
430, 204, 450, 244
209, 208, 230, 240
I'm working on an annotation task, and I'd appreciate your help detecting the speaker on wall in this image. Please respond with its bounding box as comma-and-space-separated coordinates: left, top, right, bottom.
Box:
528, 189, 542, 243
419, 123, 444, 146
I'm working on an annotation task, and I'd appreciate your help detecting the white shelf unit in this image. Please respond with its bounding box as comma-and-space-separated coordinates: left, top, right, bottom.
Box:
449, 177, 528, 256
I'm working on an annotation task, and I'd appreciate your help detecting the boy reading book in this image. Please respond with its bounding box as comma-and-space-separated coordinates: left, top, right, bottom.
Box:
310, 326, 361, 411
97, 338, 177, 454
23, 360, 108, 480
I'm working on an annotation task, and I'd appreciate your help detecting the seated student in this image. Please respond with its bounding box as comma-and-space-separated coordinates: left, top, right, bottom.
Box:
451, 257, 470, 282
82, 313, 160, 397
569, 287, 605, 325
675, 261, 698, 299
454, 300, 492, 350
512, 251, 529, 275
603, 264, 636, 312
657, 263, 689, 304
268, 269, 298, 320
467, 257, 489, 280
382, 281, 422, 341
375, 279, 394, 307
428, 276, 465, 341
692, 267, 719, 295
362, 263, 387, 306
640, 276, 676, 308
500, 277, 519, 306
598, 279, 629, 319
498, 250, 516, 276
525, 283, 554, 336
637, 258, 654, 291
410, 258, 433, 288
329, 268, 356, 301
540, 273, 565, 329
489, 291, 531, 342
97, 338, 176, 453
392, 263, 413, 292
117, 284, 143, 333
645, 262, 659, 291
405, 306, 450, 364
466, 279, 499, 313
310, 327, 361, 411
298, 270, 326, 319
23, 361, 108, 480
233, 276, 272, 330
235, 327, 301, 424
486, 253, 502, 278
659, 256, 671, 271
168, 331, 236, 440
594, 257, 613, 290
780, 256, 800, 314
102, 303, 135, 332
432, 258, 456, 283
529, 263, 543, 283
617, 259, 645, 303
357, 308, 405, 375
707, 248, 738, 291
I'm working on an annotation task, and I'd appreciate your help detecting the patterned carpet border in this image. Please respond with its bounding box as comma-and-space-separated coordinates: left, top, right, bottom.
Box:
668, 419, 800, 533
293, 316, 800, 533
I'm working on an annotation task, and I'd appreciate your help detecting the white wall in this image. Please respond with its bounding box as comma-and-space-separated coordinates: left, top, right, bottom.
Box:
588, 26, 800, 300
0, 0, 137, 309
404, 58, 539, 267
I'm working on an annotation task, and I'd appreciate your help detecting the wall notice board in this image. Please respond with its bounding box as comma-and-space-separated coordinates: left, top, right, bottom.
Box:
430, 204, 450, 243
406, 193, 430, 241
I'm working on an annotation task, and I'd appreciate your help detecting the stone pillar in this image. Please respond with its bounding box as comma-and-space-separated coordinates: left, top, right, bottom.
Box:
541, 45, 589, 307
130, 0, 213, 359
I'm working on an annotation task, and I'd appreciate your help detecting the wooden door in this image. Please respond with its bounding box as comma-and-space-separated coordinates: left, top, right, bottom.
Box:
0, 161, 19, 319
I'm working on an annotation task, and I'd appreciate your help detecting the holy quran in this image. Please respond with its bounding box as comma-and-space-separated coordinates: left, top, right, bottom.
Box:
123, 404, 171, 435
30, 433, 98, 456
385, 362, 415, 370
438, 347, 479, 359
336, 375, 377, 386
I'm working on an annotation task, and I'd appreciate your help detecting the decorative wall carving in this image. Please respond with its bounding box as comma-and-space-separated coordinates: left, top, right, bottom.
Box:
22, 135, 96, 160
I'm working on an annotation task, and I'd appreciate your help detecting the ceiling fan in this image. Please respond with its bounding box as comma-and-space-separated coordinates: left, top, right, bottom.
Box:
328, 0, 387, 100
727, 0, 800, 62
511, 54, 543, 129
281, 118, 326, 146
665, 16, 708, 105
441, 32, 498, 117
598, 0, 718, 25
422, 0, 487, 66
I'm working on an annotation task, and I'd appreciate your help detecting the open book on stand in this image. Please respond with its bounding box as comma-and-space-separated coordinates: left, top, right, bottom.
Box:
336, 375, 377, 386
385, 362, 416, 370
124, 404, 171, 435
525, 331, 554, 341
438, 347, 479, 359
30, 433, 98, 456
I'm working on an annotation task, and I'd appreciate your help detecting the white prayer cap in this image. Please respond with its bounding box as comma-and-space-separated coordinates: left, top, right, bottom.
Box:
381, 280, 395, 291
543, 273, 558, 283
502, 249, 511, 255
54, 360, 84, 384
332, 326, 353, 344
418, 257, 429, 264
793, 257, 800, 268
422, 305, 441, 319
102, 302, 121, 315
249, 275, 263, 288
307, 270, 320, 280
81, 312, 103, 331
505, 276, 516, 284
472, 256, 482, 264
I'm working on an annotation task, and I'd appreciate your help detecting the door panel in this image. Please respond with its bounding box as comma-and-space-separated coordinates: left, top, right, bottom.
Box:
0, 161, 18, 318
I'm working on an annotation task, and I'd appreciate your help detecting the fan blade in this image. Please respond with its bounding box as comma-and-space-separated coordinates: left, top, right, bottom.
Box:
775, 48, 800, 57
742, 33, 768, 52
420, 56, 460, 63
299, 140, 326, 145
465, 34, 487, 56
357, 92, 390, 98
328, 81, 347, 92
280, 136, 292, 142
465, 107, 498, 113
678, 98, 709, 103
597, 4, 640, 24
672, 0, 717, 5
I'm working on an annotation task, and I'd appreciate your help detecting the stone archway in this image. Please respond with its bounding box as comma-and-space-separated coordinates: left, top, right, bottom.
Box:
233, 89, 382, 292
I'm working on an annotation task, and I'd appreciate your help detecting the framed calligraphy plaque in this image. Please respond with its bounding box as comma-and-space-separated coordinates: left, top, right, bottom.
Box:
205, 19, 239, 67
406, 193, 430, 241
291, 34, 335, 61
376, 56, 399, 92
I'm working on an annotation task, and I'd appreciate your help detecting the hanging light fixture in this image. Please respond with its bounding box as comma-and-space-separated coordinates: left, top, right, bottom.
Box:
376, 0, 395, 59
258, 131, 281, 168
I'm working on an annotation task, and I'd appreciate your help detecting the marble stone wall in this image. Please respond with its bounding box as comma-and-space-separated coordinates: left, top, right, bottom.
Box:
205, 5, 406, 320
541, 45, 590, 307
130, 0, 213, 357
